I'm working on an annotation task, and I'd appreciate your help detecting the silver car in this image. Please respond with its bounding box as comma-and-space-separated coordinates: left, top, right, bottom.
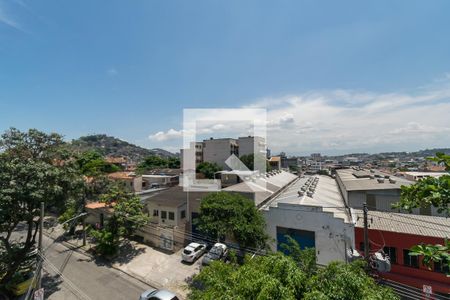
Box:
139, 289, 179, 300
181, 242, 207, 263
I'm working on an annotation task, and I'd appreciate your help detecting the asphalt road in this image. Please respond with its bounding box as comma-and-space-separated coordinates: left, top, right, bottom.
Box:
41, 235, 153, 300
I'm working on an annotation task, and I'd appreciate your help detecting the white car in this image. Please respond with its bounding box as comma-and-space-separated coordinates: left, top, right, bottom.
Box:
139, 289, 179, 300
181, 242, 207, 263
201, 243, 228, 266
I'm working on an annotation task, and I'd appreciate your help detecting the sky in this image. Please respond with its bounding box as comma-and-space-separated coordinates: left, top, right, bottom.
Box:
1, 0, 450, 155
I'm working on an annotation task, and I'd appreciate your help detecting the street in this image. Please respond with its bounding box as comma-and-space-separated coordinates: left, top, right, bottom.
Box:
41, 235, 153, 300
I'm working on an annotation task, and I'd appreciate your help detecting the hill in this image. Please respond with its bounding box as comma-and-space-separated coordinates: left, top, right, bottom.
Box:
70, 134, 176, 162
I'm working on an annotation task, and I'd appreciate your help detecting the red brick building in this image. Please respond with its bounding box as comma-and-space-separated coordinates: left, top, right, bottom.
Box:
354, 210, 450, 297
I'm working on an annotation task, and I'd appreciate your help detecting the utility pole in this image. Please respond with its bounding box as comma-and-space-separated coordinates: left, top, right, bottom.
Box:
82, 216, 86, 246
363, 203, 369, 259
38, 201, 44, 289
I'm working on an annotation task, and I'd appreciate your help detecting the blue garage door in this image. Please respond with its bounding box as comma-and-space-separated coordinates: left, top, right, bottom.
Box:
277, 227, 315, 253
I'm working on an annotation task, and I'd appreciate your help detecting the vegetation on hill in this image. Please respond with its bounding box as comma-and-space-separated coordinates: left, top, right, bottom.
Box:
70, 134, 176, 162
137, 155, 180, 172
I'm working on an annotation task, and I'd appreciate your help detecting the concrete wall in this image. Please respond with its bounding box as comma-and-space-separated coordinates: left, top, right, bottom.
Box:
264, 203, 355, 265
136, 223, 188, 252
238, 136, 266, 157
146, 202, 187, 227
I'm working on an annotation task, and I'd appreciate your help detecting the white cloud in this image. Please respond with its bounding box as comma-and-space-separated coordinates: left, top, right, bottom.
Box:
149, 128, 186, 141
148, 76, 450, 154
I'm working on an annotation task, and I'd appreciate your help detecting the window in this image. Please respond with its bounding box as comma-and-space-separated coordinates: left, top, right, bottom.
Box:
142, 182, 147, 187
383, 246, 397, 264
434, 261, 450, 274
153, 209, 159, 217
161, 211, 167, 219
403, 249, 419, 268
169, 212, 175, 220
181, 210, 186, 219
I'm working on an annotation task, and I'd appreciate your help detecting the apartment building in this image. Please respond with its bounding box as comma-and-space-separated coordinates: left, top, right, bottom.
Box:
238, 136, 266, 157
182, 136, 267, 170
203, 138, 239, 169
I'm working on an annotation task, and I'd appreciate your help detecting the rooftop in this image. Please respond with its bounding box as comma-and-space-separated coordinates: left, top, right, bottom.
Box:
108, 171, 136, 180
144, 186, 189, 207
262, 175, 352, 223
354, 209, 450, 239
336, 168, 412, 191
222, 171, 297, 206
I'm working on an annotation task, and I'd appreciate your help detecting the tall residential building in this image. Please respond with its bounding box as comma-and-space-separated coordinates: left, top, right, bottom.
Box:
181, 136, 267, 170
203, 138, 239, 169
238, 136, 266, 158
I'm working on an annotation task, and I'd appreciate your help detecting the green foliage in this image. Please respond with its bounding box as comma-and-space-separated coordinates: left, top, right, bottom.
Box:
90, 228, 119, 256
195, 192, 268, 248
189, 253, 307, 300
280, 235, 317, 276
393, 153, 450, 272
427, 152, 450, 170
189, 254, 398, 300
137, 155, 180, 172
240, 154, 271, 172
394, 175, 450, 216
0, 128, 85, 286
76, 150, 120, 176
91, 187, 149, 256
99, 182, 130, 206
305, 260, 397, 300
409, 241, 449, 275
196, 162, 221, 179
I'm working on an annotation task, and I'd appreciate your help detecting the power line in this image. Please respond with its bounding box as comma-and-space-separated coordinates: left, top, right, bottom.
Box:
38, 251, 92, 300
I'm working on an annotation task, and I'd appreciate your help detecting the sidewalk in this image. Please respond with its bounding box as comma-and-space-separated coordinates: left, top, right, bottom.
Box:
43, 224, 198, 299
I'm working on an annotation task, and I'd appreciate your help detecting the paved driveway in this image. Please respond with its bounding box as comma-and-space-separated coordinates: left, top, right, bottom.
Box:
112, 242, 202, 299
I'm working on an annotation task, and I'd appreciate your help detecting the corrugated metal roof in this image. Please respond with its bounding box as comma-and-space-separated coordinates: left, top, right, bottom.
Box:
336, 169, 412, 191
354, 209, 450, 238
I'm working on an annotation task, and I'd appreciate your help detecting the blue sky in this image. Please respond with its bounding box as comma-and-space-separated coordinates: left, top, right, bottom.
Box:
1, 0, 450, 155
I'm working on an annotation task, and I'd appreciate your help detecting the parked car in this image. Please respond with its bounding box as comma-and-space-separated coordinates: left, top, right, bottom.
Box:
201, 243, 228, 266
139, 289, 179, 300
181, 242, 207, 263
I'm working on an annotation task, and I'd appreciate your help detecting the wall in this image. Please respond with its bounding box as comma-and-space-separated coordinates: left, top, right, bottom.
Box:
146, 202, 187, 227
264, 203, 355, 265
136, 222, 188, 252
203, 139, 237, 169
354, 227, 449, 295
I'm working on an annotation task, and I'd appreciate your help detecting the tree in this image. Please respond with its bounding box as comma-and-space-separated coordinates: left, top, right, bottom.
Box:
75, 150, 120, 177
137, 155, 170, 172
240, 154, 271, 172
167, 157, 180, 169
194, 192, 268, 249
394, 153, 450, 273
305, 260, 397, 300
189, 251, 398, 300
90, 188, 149, 256
0, 128, 84, 287
196, 162, 221, 179
189, 253, 307, 300
280, 235, 316, 276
